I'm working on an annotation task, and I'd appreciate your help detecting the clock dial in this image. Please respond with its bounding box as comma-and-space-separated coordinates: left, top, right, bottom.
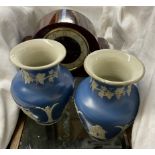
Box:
44, 27, 89, 70
55, 36, 81, 64
31, 9, 104, 76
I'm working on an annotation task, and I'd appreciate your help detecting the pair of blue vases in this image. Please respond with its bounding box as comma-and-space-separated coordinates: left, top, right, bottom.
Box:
10, 39, 145, 141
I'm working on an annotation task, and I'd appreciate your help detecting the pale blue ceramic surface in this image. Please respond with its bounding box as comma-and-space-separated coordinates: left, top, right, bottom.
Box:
74, 77, 139, 140
11, 65, 74, 125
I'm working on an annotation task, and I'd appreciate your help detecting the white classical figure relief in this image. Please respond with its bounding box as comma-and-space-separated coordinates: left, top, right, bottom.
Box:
75, 108, 107, 140
89, 125, 107, 140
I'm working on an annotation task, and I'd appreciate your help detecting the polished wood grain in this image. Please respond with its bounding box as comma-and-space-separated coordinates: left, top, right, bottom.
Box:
8, 112, 26, 149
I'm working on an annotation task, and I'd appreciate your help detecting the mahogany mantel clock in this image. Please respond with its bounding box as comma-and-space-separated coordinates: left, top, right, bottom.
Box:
23, 9, 109, 76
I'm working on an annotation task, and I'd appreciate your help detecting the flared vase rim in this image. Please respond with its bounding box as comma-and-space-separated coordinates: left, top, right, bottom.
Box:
84, 49, 145, 86
10, 39, 66, 71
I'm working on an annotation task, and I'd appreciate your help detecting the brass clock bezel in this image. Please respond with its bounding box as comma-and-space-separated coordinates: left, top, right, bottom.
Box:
44, 27, 89, 71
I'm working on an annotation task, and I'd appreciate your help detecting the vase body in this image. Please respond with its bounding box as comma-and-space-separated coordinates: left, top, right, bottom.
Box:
75, 78, 139, 140
74, 49, 145, 141
10, 39, 74, 125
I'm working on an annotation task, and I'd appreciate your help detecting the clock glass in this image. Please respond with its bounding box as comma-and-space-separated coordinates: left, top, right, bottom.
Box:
44, 27, 89, 71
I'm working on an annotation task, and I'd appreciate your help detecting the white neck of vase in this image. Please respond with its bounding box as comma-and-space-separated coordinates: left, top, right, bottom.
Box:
10, 39, 66, 71
84, 49, 145, 86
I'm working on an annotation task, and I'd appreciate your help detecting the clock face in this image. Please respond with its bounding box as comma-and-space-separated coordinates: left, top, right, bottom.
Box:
44, 27, 89, 70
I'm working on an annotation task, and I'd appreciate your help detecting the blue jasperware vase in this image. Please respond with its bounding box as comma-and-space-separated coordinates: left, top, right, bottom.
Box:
74, 49, 145, 141
10, 39, 74, 125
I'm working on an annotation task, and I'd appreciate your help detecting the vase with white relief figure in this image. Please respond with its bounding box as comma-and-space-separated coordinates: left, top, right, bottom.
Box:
74, 49, 145, 141
10, 39, 74, 125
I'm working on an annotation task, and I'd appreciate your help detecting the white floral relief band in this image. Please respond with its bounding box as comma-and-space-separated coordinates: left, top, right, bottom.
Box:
21, 69, 58, 84
90, 80, 132, 99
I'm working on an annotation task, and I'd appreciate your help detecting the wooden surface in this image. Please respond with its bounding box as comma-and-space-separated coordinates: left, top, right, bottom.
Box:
8, 112, 26, 149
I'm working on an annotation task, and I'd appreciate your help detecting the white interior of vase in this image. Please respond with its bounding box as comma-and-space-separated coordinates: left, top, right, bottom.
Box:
10, 39, 66, 70
84, 49, 145, 85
